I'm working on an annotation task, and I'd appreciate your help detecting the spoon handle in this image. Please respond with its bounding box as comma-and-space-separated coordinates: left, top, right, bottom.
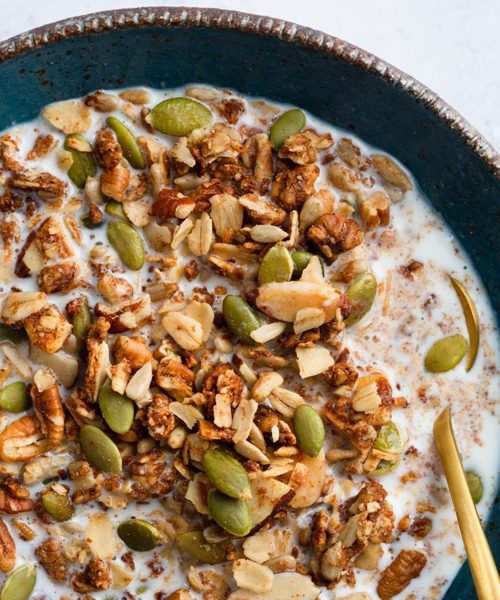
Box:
433, 406, 500, 600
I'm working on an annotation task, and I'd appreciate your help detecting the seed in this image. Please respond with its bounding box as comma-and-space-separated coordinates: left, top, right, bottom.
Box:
269, 108, 306, 149
207, 489, 252, 537
106, 116, 146, 169
41, 490, 75, 522
424, 334, 467, 373
0, 324, 28, 345
344, 272, 377, 326
290, 251, 324, 278
449, 276, 479, 371
80, 424, 122, 474
202, 448, 251, 499
98, 379, 135, 434
0, 382, 31, 413
223, 295, 261, 345
72, 303, 92, 341
105, 200, 128, 220
258, 244, 293, 286
146, 97, 213, 136
0, 563, 36, 600
64, 134, 97, 188
465, 470, 483, 504
370, 459, 400, 476
374, 422, 403, 454
107, 221, 145, 271
117, 519, 163, 551
293, 405, 325, 457
177, 530, 227, 564
81, 215, 104, 229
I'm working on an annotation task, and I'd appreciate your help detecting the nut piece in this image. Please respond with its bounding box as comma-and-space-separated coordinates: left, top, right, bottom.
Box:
0, 415, 50, 462
299, 189, 335, 229
162, 311, 203, 351
100, 166, 130, 202
35, 538, 68, 583
377, 549, 426, 600
327, 163, 359, 192
114, 335, 152, 371
359, 191, 390, 229
31, 368, 64, 445
232, 559, 274, 593
271, 164, 319, 210
24, 305, 72, 354
37, 262, 80, 294
372, 154, 413, 191
239, 194, 286, 226
0, 517, 15, 573
42, 100, 91, 134
306, 213, 364, 263
1, 291, 47, 324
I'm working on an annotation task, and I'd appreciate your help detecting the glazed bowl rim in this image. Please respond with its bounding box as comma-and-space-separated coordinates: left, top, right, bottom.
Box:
0, 5, 498, 179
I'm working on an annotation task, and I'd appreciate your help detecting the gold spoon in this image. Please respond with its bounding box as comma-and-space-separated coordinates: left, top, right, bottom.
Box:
433, 406, 500, 600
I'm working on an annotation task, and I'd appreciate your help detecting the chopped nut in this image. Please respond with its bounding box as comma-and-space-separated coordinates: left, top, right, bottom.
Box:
100, 166, 130, 202
24, 305, 72, 354
252, 371, 284, 402
306, 213, 363, 263
271, 164, 319, 210
31, 368, 64, 445
249, 224, 288, 243
327, 163, 359, 192
377, 549, 426, 600
359, 191, 390, 229
299, 189, 335, 229
372, 154, 412, 191
238, 194, 286, 226
0, 517, 16, 573
38, 261, 80, 294
278, 133, 317, 165
232, 559, 274, 593
35, 538, 68, 583
296, 346, 334, 378
42, 100, 91, 134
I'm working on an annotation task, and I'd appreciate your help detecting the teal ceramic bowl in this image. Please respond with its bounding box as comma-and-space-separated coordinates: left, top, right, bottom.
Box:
0, 7, 497, 598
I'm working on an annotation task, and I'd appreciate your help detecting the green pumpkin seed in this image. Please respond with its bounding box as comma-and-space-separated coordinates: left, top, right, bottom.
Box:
449, 276, 479, 371
117, 519, 163, 551
98, 379, 135, 434
373, 422, 403, 455
81, 215, 104, 229
41, 491, 75, 522
424, 334, 467, 373
0, 382, 31, 413
202, 448, 251, 499
465, 470, 483, 504
207, 489, 252, 537
0, 324, 28, 345
80, 424, 122, 474
72, 303, 92, 341
269, 108, 306, 149
65, 134, 97, 188
223, 295, 261, 345
290, 251, 324, 278
370, 459, 400, 476
258, 244, 294, 286
344, 272, 377, 326
107, 116, 146, 169
106, 200, 128, 220
0, 563, 36, 600
107, 221, 145, 271
293, 405, 325, 457
177, 531, 227, 564
146, 97, 213, 136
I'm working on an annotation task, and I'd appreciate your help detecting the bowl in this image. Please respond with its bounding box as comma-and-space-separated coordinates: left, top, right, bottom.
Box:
0, 7, 497, 598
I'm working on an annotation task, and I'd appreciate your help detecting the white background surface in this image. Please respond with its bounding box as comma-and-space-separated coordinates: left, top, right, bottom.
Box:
0, 0, 498, 150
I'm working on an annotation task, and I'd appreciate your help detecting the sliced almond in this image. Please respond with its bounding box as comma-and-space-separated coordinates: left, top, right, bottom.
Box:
43, 100, 92, 134
234, 440, 270, 464
233, 559, 274, 593
293, 307, 325, 334
252, 372, 284, 402
168, 402, 203, 429
249, 225, 288, 244
296, 346, 334, 378
183, 302, 214, 342
232, 398, 258, 444
162, 312, 203, 351
249, 322, 287, 344
125, 361, 153, 405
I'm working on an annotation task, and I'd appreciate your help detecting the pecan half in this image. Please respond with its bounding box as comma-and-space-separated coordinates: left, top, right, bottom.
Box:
306, 213, 364, 263
35, 538, 68, 583
0, 416, 51, 463
31, 368, 64, 446
151, 188, 195, 219
377, 549, 427, 600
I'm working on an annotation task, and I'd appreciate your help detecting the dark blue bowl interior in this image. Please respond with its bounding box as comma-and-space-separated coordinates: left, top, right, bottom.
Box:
0, 23, 497, 599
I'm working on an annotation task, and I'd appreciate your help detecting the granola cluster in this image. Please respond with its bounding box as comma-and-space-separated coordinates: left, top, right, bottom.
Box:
0, 85, 428, 599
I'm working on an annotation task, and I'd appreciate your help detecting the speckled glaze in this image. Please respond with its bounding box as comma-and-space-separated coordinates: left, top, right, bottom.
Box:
0, 7, 497, 599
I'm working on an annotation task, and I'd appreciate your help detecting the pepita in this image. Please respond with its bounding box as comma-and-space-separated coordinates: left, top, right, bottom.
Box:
117, 519, 163, 551
0, 324, 28, 345
81, 215, 103, 229
465, 470, 483, 504
107, 221, 145, 271
449, 276, 479, 371
202, 448, 251, 499
177, 530, 227, 564
105, 200, 129, 220
370, 459, 400, 476
373, 422, 403, 455
207, 489, 252, 537
344, 272, 377, 326
41, 490, 75, 522
269, 108, 306, 149
0, 381, 31, 413
258, 244, 293, 285
64, 134, 97, 188
424, 334, 467, 373
223, 296, 261, 345
80, 424, 122, 474
107, 116, 146, 169
98, 379, 135, 434
72, 302, 92, 341
290, 251, 324, 278
146, 97, 213, 136
293, 405, 325, 457
0, 563, 36, 600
